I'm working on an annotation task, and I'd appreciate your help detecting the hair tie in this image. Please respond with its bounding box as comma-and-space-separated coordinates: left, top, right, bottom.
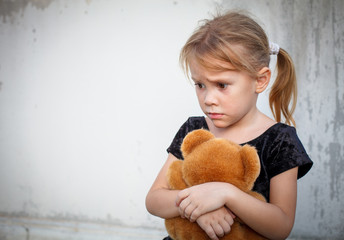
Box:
269, 42, 280, 55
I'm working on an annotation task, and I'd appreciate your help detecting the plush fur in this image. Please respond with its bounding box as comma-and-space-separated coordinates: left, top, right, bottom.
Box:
165, 129, 267, 240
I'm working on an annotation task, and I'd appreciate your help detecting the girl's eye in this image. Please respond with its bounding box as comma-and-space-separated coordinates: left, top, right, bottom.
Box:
217, 83, 228, 89
195, 83, 205, 89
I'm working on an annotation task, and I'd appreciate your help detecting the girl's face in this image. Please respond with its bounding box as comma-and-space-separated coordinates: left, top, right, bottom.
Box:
190, 60, 259, 129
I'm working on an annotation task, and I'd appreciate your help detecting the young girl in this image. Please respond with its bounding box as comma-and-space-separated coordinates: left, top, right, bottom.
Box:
146, 11, 313, 240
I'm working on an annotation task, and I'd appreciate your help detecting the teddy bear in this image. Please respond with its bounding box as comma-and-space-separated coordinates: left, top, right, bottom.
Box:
165, 129, 267, 240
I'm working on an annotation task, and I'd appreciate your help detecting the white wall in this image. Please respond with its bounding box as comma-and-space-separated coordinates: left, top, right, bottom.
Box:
0, 0, 220, 230
0, 0, 343, 239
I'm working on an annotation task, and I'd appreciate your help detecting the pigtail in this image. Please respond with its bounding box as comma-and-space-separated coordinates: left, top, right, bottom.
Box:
269, 48, 297, 126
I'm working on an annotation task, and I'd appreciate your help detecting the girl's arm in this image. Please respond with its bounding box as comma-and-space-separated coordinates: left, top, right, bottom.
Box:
176, 167, 298, 240
145, 153, 181, 219
146, 153, 236, 240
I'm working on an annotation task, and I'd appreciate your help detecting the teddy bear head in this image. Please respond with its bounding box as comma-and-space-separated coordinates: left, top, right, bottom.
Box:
181, 129, 261, 192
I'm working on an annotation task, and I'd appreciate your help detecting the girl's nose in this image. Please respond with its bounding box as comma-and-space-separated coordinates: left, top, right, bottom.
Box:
204, 90, 218, 106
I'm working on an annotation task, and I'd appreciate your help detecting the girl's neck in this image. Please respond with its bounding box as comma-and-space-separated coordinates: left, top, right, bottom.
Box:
205, 110, 276, 144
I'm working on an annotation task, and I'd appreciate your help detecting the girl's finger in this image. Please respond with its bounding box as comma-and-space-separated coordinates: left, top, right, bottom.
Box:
189, 206, 201, 222
211, 222, 225, 238
184, 203, 197, 220
175, 189, 189, 206
204, 225, 219, 240
178, 198, 191, 217
219, 219, 232, 235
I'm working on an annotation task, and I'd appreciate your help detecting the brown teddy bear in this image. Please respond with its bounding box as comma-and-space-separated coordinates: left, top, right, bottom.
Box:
165, 129, 267, 240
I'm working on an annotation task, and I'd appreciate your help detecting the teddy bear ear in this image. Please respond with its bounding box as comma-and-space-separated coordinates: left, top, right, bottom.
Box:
181, 129, 214, 158
240, 144, 261, 190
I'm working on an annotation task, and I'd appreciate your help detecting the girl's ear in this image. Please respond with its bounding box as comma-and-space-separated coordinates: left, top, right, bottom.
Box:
255, 67, 271, 93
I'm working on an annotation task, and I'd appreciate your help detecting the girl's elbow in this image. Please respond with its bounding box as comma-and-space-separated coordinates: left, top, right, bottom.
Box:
145, 190, 163, 217
271, 222, 294, 240
145, 193, 155, 215
269, 232, 291, 240
281, 225, 294, 240
273, 233, 291, 240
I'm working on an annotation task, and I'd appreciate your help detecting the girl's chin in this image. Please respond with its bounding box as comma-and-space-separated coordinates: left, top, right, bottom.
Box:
210, 119, 232, 128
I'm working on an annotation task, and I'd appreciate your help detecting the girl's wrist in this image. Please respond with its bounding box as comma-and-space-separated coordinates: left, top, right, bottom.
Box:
222, 183, 239, 208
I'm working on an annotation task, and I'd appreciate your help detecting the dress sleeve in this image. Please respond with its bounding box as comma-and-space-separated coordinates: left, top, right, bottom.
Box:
166, 120, 189, 160
268, 126, 313, 179
166, 117, 208, 160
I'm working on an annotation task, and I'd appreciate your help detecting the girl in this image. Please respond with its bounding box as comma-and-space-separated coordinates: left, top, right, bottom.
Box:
146, 11, 313, 240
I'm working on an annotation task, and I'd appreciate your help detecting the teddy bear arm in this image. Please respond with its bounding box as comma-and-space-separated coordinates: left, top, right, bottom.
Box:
167, 160, 188, 190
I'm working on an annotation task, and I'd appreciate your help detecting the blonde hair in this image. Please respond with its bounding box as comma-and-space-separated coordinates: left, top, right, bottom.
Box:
180, 11, 297, 126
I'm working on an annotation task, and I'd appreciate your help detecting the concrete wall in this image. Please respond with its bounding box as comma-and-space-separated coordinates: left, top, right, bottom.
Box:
0, 0, 343, 239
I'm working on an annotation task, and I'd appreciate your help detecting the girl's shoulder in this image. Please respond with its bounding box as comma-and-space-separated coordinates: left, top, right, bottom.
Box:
244, 123, 302, 158
255, 122, 294, 139
247, 122, 313, 179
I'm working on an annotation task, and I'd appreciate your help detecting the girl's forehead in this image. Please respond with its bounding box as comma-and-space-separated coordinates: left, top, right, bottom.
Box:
188, 43, 247, 70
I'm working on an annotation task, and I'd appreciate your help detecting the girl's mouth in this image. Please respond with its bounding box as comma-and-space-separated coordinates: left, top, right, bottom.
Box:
208, 113, 224, 119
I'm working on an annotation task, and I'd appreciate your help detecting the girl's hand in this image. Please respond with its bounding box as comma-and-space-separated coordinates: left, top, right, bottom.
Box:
176, 182, 231, 222
196, 207, 236, 240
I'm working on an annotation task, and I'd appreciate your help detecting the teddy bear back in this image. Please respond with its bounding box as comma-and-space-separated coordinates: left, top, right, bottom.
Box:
181, 129, 261, 192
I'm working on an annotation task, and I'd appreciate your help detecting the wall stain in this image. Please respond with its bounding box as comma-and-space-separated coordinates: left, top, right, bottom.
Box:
0, 0, 93, 23
305, 92, 313, 121
24, 226, 30, 240
332, 91, 344, 140
0, 0, 54, 23
326, 142, 343, 201
326, 0, 344, 203
331, 1, 344, 142
308, 135, 313, 152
